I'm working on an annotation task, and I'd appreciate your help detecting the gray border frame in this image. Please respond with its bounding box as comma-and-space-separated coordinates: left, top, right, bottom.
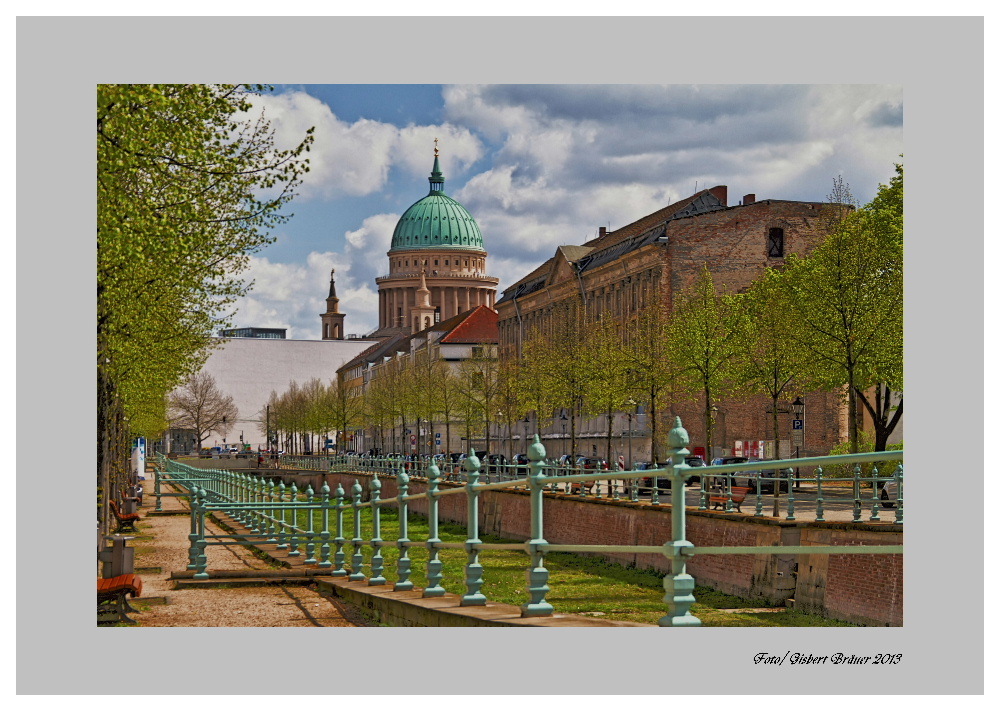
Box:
17, 15, 983, 696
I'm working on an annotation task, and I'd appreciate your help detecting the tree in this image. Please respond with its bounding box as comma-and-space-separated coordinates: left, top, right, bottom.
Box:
784, 163, 903, 454
168, 372, 239, 449
667, 266, 743, 462
623, 305, 674, 462
97, 84, 311, 531
730, 268, 817, 458
583, 316, 632, 463
457, 345, 501, 453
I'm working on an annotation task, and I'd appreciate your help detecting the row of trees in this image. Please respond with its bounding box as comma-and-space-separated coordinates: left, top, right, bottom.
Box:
285, 165, 902, 465
97, 84, 311, 531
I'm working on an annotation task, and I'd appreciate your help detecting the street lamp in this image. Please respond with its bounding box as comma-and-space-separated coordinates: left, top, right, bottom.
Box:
522, 415, 530, 452
559, 411, 569, 461
792, 396, 805, 486
625, 398, 637, 470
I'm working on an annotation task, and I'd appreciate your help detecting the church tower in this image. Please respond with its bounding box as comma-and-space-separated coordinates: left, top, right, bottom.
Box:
320, 269, 346, 340
373, 141, 499, 335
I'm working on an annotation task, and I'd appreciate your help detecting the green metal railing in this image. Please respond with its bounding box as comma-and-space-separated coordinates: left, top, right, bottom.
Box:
161, 417, 902, 627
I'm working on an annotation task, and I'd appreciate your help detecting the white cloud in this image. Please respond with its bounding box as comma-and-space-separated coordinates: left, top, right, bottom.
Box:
244, 91, 486, 202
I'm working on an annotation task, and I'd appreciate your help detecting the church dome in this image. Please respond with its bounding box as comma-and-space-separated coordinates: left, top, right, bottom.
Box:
389, 153, 484, 253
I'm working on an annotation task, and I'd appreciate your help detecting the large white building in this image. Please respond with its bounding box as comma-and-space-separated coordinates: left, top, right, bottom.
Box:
165, 335, 377, 453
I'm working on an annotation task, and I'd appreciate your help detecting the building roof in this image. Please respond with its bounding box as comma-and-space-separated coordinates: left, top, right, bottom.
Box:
439, 305, 499, 344
389, 152, 485, 253
495, 188, 729, 306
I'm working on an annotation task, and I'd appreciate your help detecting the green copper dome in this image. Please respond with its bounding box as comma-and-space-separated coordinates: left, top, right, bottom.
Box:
389, 154, 485, 253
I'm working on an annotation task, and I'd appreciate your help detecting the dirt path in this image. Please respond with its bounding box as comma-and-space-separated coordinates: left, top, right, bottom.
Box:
126, 472, 369, 627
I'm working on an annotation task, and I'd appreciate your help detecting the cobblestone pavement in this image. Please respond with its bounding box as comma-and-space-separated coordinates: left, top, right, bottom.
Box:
125, 472, 368, 627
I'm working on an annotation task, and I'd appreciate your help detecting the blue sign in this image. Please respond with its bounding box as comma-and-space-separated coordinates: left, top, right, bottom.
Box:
793, 419, 804, 430
435, 433, 441, 442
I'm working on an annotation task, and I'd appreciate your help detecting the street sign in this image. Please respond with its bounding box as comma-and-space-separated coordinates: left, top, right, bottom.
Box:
793, 429, 804, 446
435, 433, 441, 442
410, 435, 416, 444
793, 419, 803, 430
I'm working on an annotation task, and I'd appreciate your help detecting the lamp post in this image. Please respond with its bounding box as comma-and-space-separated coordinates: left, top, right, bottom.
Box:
522, 415, 530, 453
625, 398, 636, 469
792, 396, 804, 488
559, 411, 569, 461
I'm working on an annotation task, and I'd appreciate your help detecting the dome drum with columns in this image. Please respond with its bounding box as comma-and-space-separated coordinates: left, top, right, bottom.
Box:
373, 141, 499, 334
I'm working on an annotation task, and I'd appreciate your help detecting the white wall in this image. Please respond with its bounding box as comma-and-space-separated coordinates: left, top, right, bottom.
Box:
190, 337, 378, 448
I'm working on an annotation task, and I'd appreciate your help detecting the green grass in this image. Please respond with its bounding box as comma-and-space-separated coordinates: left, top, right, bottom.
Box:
275, 504, 855, 627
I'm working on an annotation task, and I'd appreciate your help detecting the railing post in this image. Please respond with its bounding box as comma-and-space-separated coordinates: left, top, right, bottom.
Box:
265, 479, 277, 543
193, 488, 210, 580
521, 435, 553, 617
815, 466, 826, 523
318, 482, 332, 568
395, 469, 414, 592
349, 480, 366, 581
659, 417, 700, 627
785, 468, 796, 521
332, 483, 347, 576
423, 463, 446, 597
155, 467, 163, 512
852, 464, 863, 523
868, 464, 882, 522
461, 450, 487, 606
276, 481, 288, 549
894, 464, 904, 524
304, 485, 318, 564
369, 473, 386, 585
288, 483, 301, 557
186, 487, 200, 571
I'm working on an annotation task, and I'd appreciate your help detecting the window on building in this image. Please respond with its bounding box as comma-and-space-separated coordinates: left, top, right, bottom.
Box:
768, 228, 784, 257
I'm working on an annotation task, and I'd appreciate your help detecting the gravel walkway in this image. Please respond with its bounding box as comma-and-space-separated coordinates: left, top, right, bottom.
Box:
125, 471, 369, 627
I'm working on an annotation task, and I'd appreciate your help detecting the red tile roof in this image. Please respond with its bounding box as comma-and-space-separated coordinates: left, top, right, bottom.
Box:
439, 305, 499, 344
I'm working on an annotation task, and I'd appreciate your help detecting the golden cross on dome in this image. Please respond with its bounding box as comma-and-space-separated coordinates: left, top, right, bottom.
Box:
434, 138, 439, 156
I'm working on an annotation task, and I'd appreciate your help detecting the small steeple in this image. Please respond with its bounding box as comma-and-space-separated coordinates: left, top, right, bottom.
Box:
326, 269, 340, 310
428, 139, 445, 194
320, 267, 346, 340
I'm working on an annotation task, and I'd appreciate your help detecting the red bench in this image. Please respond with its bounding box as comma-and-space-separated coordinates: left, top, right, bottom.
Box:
110, 499, 141, 533
709, 486, 752, 513
97, 574, 143, 625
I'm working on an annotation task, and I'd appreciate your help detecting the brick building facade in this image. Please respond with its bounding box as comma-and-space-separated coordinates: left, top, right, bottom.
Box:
496, 186, 851, 461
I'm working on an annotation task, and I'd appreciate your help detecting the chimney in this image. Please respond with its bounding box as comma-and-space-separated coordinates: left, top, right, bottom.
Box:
742, 193, 756, 205
709, 185, 728, 206
598, 226, 607, 239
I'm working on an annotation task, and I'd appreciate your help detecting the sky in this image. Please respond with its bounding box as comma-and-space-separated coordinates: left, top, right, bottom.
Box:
232, 84, 904, 340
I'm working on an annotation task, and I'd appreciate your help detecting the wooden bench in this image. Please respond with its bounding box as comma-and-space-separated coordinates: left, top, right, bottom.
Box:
110, 499, 141, 533
97, 574, 143, 625
709, 486, 752, 513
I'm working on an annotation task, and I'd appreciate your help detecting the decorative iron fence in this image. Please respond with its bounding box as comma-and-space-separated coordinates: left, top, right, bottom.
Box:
157, 417, 902, 627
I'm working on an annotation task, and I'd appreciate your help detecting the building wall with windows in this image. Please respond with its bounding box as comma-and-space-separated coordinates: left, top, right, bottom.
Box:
164, 336, 378, 453
496, 187, 851, 462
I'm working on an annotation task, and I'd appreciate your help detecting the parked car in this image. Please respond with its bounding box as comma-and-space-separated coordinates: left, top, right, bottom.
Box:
626, 456, 705, 495
485, 453, 508, 476
712, 457, 790, 494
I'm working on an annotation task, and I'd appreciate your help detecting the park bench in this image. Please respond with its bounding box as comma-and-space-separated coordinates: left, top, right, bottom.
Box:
110, 499, 141, 533
709, 486, 752, 513
97, 574, 143, 625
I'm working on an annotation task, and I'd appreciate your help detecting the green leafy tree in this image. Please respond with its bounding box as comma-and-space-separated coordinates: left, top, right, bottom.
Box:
784, 163, 903, 454
97, 84, 311, 530
623, 305, 674, 463
667, 266, 742, 462
730, 269, 817, 458
583, 316, 633, 463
